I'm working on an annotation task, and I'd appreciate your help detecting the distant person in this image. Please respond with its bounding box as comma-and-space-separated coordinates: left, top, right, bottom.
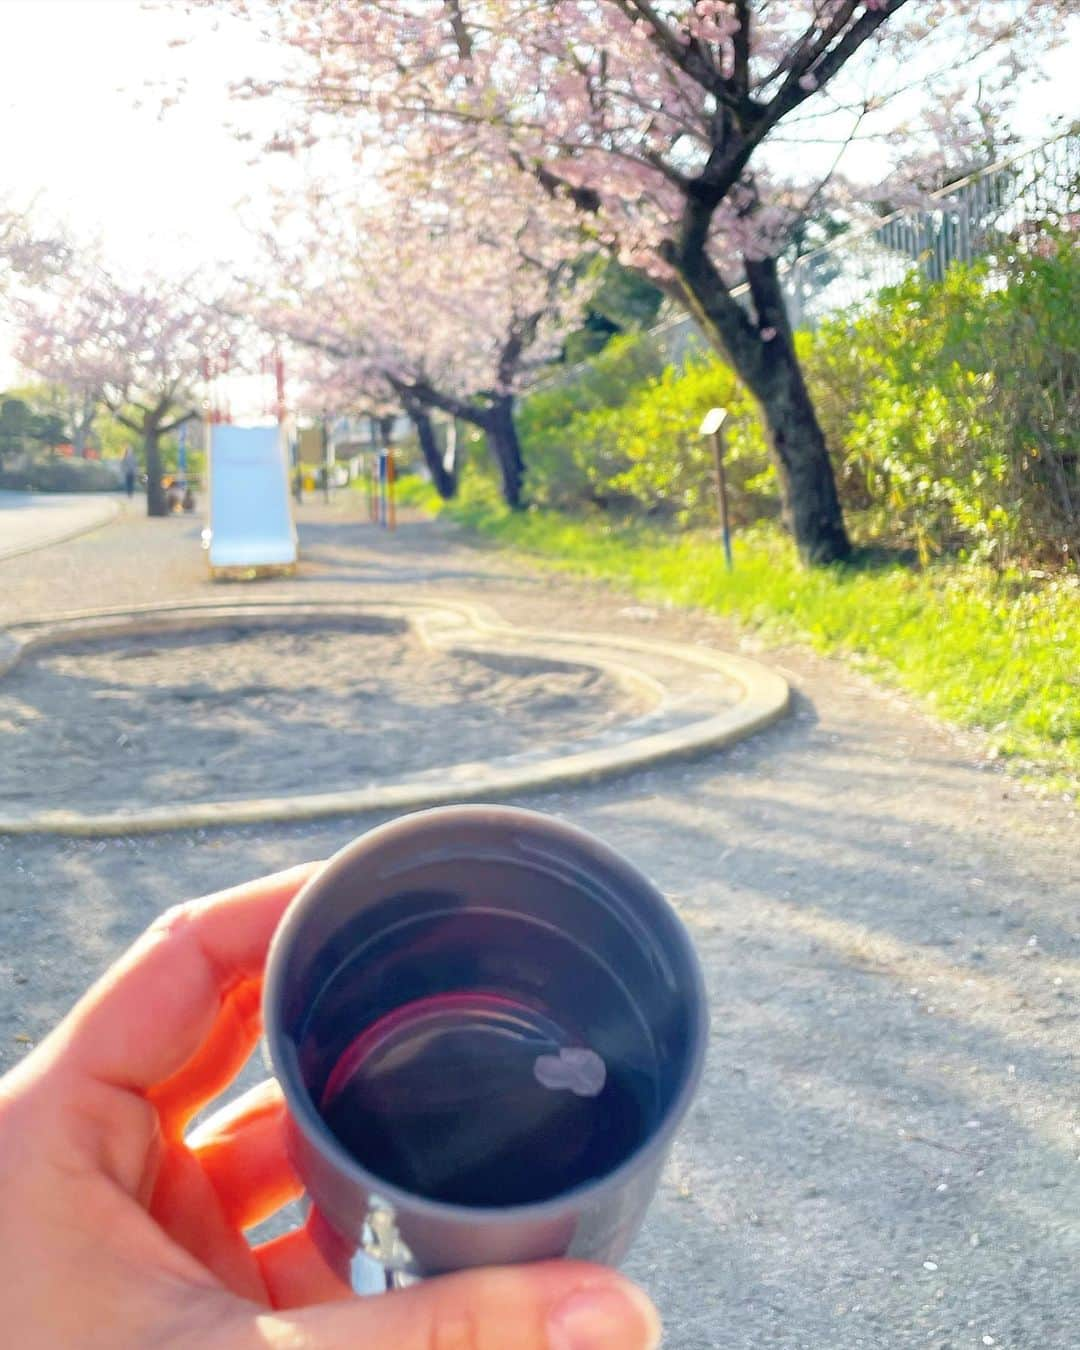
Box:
121, 447, 137, 499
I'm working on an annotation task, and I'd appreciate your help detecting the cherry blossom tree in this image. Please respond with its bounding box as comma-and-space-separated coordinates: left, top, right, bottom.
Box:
209, 0, 1067, 562
16, 266, 221, 515
0, 202, 66, 290
252, 177, 584, 506
295, 346, 459, 500
1, 205, 34, 291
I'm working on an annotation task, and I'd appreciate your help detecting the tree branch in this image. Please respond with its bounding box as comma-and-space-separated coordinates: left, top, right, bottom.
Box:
510, 149, 602, 213
766, 0, 858, 89
764, 0, 910, 137
385, 371, 489, 427
101, 392, 143, 433
159, 407, 199, 435
675, 0, 909, 252
614, 0, 720, 93
496, 310, 543, 391
732, 1, 751, 97
444, 0, 474, 62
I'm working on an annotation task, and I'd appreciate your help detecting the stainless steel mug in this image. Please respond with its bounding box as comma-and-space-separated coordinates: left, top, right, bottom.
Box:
263, 805, 708, 1287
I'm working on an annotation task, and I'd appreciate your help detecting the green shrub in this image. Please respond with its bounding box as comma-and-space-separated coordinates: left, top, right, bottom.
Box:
803, 245, 1080, 567
520, 336, 773, 521
518, 332, 669, 507
561, 356, 773, 523
513, 244, 1079, 569
0, 455, 122, 493
391, 472, 441, 507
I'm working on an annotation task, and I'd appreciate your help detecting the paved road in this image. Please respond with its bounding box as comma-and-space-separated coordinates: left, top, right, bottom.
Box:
0, 489, 119, 561
1, 500, 1077, 1349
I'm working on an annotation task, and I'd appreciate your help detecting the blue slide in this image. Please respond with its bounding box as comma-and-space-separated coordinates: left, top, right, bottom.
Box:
205, 424, 298, 576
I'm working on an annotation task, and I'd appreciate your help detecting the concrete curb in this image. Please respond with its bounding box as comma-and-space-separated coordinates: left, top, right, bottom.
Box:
0, 598, 789, 837
0, 497, 121, 563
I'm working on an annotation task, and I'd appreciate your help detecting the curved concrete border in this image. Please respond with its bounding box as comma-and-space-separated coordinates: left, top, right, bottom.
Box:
0, 494, 120, 563
0, 598, 789, 836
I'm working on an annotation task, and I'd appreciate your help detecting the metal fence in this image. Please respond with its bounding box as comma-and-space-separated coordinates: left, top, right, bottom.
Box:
564, 127, 1080, 376
784, 126, 1079, 328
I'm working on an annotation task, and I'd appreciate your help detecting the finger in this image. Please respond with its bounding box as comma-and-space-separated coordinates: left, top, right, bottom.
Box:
149, 1138, 269, 1305
151, 977, 263, 1133
51, 863, 321, 1095
257, 1261, 661, 1350
254, 1223, 351, 1309
188, 1079, 302, 1230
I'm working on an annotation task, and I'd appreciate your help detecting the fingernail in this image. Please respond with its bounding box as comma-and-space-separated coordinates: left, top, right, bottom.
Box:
548, 1283, 662, 1350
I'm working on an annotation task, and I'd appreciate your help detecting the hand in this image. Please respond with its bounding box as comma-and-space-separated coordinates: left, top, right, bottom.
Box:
0, 866, 661, 1349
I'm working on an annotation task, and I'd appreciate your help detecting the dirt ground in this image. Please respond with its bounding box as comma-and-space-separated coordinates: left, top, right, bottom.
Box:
1, 497, 1077, 1350
0, 618, 637, 811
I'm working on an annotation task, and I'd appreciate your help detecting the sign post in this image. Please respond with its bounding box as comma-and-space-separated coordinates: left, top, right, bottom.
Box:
700, 407, 732, 570
322, 420, 333, 504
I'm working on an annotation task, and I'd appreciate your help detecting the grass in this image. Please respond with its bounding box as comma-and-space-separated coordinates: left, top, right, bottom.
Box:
404, 475, 1080, 793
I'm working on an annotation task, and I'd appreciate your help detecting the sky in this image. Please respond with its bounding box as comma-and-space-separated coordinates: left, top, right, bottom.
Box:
1, 0, 1077, 388
0, 0, 316, 389
0, 0, 307, 277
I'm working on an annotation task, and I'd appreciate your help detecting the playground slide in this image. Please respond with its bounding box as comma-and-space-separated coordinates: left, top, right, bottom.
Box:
206, 424, 298, 575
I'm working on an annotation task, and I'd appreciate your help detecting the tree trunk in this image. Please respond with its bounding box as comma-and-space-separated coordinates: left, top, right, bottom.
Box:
675, 252, 850, 564
377, 414, 396, 450
445, 418, 460, 484
73, 392, 96, 458
392, 377, 523, 509
409, 404, 457, 499
745, 330, 850, 565
144, 422, 167, 517
482, 394, 524, 509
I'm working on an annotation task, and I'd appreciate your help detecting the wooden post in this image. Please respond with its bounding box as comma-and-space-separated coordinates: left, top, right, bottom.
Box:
711, 428, 733, 570
700, 407, 733, 570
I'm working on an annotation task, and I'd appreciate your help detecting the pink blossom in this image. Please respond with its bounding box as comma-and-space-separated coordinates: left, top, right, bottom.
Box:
190, 0, 1068, 351
244, 167, 587, 418
15, 261, 225, 426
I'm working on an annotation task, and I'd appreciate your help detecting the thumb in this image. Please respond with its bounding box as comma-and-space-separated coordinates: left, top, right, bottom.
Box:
254, 1260, 661, 1350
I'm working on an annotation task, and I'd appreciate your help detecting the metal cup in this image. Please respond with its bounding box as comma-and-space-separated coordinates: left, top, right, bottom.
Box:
263, 805, 708, 1285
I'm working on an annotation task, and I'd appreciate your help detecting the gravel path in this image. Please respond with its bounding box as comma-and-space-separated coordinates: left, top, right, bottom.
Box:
1, 498, 1077, 1350
0, 489, 119, 560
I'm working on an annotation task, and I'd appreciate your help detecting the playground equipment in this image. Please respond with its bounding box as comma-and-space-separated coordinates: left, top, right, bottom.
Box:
203, 423, 298, 579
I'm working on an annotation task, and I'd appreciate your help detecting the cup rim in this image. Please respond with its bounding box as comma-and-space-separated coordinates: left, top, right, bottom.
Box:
263, 803, 709, 1226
